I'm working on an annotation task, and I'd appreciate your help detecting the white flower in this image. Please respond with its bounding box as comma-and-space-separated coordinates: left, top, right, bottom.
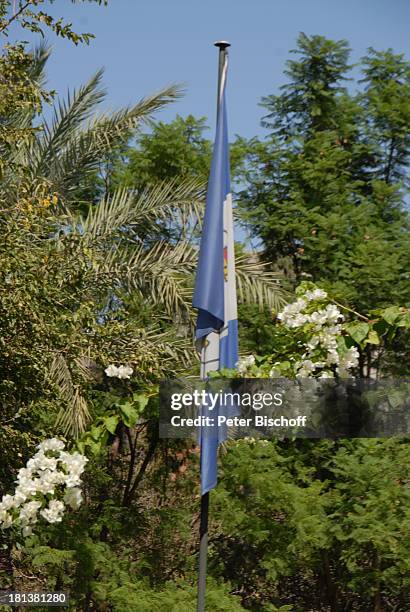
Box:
13, 489, 28, 507
276, 288, 360, 380
237, 354, 256, 374
307, 336, 320, 350
105, 364, 119, 377
305, 288, 328, 301
60, 451, 88, 488
320, 332, 338, 351
339, 347, 359, 370
15, 476, 38, 498
313, 361, 325, 369
309, 310, 328, 328
319, 370, 334, 379
327, 324, 342, 335
19, 501, 41, 525
28, 451, 58, 472
36, 471, 58, 495
326, 349, 340, 365
1, 439, 87, 536
278, 299, 305, 317
290, 313, 309, 328
22, 526, 33, 537
296, 359, 316, 377
116, 365, 133, 379
17, 467, 33, 481
278, 298, 310, 328
37, 438, 65, 453
61, 451, 88, 474
0, 510, 13, 528
105, 364, 133, 379
40, 500, 65, 524
0, 494, 16, 512
324, 304, 344, 324
64, 487, 82, 510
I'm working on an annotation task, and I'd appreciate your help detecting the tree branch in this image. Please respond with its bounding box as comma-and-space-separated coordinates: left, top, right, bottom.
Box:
331, 299, 369, 321
0, 1, 31, 34
122, 426, 138, 506
124, 426, 159, 506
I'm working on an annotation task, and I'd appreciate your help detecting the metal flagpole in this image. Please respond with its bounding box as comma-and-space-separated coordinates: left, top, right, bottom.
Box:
197, 40, 231, 612
197, 489, 209, 612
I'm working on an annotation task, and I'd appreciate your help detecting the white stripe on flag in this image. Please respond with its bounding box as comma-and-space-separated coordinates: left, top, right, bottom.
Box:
223, 193, 237, 327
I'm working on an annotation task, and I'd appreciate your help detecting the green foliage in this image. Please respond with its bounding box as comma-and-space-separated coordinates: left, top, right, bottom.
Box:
113, 115, 213, 191
3, 63, 183, 210
211, 438, 410, 610
112, 114, 248, 195
0, 204, 192, 440
238, 33, 410, 314
238, 304, 278, 355
0, 1, 107, 43
0, 1, 108, 184
238, 283, 410, 379
26, 536, 245, 610
2, 21, 410, 611
77, 391, 151, 456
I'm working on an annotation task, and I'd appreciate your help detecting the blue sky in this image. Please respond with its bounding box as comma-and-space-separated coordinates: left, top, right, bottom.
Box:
12, 0, 410, 139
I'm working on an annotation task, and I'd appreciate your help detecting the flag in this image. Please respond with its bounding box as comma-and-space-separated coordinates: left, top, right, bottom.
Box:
192, 52, 238, 495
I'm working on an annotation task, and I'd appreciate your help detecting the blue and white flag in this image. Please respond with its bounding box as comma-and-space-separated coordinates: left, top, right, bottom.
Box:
192, 53, 238, 495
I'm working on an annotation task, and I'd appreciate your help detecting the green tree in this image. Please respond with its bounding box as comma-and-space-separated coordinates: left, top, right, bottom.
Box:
212, 438, 410, 611
110, 114, 249, 196
113, 115, 212, 192
0, 0, 107, 181
238, 33, 410, 313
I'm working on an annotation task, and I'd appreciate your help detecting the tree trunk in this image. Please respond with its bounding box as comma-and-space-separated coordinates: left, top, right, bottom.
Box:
321, 551, 339, 612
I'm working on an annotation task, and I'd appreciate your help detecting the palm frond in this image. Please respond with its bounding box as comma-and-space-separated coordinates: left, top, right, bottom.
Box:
107, 324, 193, 373
234, 253, 287, 312
49, 353, 91, 438
40, 84, 183, 199
32, 70, 106, 175
56, 388, 91, 440
124, 239, 197, 316
108, 240, 285, 321
82, 177, 205, 240
29, 42, 52, 89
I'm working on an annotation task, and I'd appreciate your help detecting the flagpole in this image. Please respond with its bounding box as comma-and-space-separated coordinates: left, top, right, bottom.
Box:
197, 40, 231, 612
197, 489, 209, 612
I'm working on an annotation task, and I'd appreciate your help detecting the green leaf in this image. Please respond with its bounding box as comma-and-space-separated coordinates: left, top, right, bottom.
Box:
103, 414, 119, 435
381, 307, 401, 325
119, 401, 139, 427
344, 322, 369, 345
90, 424, 104, 441
133, 393, 149, 411
365, 329, 380, 345
387, 389, 406, 409
396, 312, 410, 328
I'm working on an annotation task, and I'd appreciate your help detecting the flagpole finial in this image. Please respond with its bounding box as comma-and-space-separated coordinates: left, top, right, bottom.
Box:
214, 41, 231, 49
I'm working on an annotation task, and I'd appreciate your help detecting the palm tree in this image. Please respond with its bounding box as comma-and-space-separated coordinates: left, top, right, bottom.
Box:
1, 48, 286, 437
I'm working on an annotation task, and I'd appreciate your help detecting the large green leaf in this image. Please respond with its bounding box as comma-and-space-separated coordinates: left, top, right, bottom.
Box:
344, 321, 369, 344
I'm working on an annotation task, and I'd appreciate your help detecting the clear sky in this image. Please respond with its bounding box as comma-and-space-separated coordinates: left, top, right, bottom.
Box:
11, 0, 410, 138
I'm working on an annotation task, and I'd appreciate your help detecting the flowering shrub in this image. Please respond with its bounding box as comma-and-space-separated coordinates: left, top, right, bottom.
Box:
236, 284, 359, 379
277, 286, 359, 378
0, 438, 87, 537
